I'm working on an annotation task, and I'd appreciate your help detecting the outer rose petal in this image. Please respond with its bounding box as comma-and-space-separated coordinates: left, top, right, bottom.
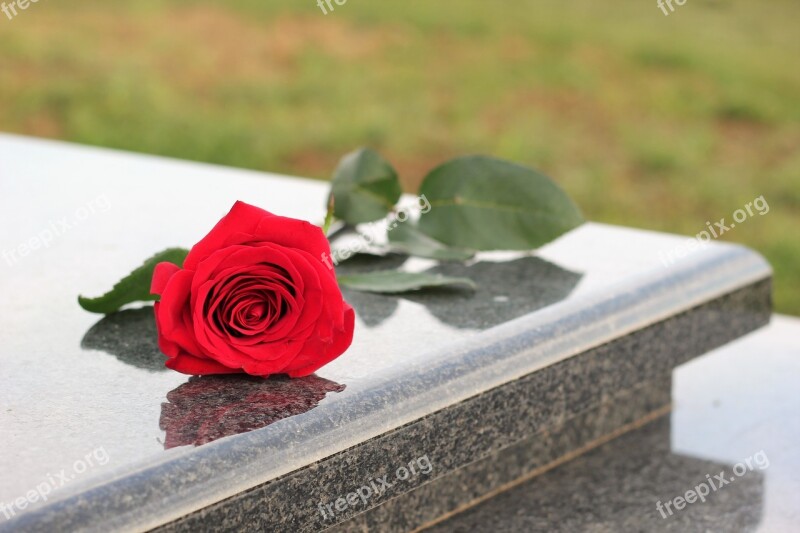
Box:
153, 269, 204, 358
151, 261, 181, 295
284, 304, 356, 377
184, 201, 331, 271
165, 351, 243, 375
183, 202, 271, 271
253, 215, 331, 263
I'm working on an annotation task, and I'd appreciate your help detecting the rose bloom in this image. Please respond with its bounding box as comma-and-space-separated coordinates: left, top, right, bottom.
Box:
150, 201, 355, 377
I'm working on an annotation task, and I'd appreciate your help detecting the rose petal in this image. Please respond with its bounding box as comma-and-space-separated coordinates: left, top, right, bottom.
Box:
151, 261, 181, 295
285, 304, 356, 377
165, 352, 243, 375
253, 215, 331, 266
154, 270, 205, 358
183, 201, 273, 271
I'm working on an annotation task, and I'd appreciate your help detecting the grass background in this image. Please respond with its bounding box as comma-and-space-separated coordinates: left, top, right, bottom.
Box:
1, 0, 798, 312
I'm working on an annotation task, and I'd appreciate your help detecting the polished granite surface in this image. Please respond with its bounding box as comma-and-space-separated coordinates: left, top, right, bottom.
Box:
0, 134, 772, 530
430, 316, 800, 532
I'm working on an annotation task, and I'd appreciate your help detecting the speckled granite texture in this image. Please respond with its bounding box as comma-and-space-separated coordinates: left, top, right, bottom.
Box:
155, 279, 770, 533
426, 416, 764, 533
332, 377, 672, 533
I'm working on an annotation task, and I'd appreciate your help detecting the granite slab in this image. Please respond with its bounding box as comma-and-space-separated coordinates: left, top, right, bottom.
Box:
330, 376, 675, 533
426, 416, 765, 533
0, 134, 772, 532
428, 315, 800, 532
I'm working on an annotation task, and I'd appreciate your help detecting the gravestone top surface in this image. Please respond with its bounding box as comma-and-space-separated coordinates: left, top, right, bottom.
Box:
0, 134, 771, 531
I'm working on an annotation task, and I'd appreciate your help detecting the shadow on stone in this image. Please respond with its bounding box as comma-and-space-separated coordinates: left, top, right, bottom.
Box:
159, 375, 345, 449
338, 255, 583, 330
337, 253, 407, 327
80, 306, 166, 372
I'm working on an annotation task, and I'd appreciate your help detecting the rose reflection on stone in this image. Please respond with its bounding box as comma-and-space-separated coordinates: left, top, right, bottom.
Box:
159, 374, 345, 449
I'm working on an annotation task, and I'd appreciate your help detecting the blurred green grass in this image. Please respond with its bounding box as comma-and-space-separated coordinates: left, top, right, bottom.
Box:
1, 0, 798, 312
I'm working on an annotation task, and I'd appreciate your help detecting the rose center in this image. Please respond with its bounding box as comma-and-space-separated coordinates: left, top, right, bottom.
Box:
245, 302, 266, 321
207, 267, 296, 339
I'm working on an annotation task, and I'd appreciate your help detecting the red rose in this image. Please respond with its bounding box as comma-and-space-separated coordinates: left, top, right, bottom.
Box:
150, 201, 355, 377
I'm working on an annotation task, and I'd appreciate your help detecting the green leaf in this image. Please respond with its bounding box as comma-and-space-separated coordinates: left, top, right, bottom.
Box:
416, 156, 584, 250
337, 271, 476, 294
328, 147, 403, 224
388, 223, 475, 261
78, 248, 189, 314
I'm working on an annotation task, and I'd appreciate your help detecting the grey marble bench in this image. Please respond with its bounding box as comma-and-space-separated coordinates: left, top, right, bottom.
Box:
0, 134, 771, 532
